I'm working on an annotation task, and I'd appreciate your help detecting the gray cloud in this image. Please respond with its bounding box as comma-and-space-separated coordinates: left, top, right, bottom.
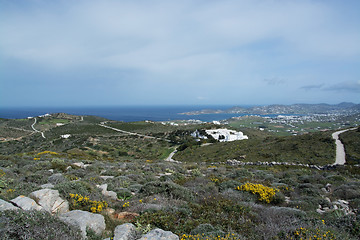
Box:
264, 78, 286, 86
1, 0, 360, 106
300, 84, 324, 91
324, 81, 360, 93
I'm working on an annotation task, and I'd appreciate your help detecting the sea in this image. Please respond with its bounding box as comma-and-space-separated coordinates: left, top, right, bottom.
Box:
0, 105, 258, 122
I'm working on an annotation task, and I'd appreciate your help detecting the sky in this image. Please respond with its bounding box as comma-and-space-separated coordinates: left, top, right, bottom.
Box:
0, 0, 360, 107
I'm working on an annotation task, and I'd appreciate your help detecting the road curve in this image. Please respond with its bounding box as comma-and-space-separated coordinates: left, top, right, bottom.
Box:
331, 128, 357, 165
31, 118, 46, 138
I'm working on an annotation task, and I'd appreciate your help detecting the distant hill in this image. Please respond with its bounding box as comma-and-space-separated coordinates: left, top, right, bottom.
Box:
180, 102, 359, 115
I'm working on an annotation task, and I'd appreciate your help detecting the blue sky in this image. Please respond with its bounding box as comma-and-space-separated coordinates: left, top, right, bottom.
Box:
1, 0, 359, 107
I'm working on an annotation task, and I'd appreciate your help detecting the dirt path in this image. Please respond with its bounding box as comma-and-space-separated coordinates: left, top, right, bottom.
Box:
331, 128, 357, 165
31, 118, 46, 138
98, 122, 170, 142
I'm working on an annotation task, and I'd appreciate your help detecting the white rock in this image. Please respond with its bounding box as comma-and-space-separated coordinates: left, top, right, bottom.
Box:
11, 195, 43, 211
0, 198, 19, 211
29, 189, 69, 214
100, 176, 115, 180
72, 162, 85, 168
113, 223, 137, 240
138, 228, 179, 240
59, 210, 106, 239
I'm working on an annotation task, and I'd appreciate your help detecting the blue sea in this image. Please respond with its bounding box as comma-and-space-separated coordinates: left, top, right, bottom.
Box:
0, 106, 256, 122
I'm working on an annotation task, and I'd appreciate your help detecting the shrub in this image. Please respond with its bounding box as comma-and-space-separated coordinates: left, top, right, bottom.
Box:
235, 183, 278, 203
139, 181, 194, 201
69, 193, 108, 213
0, 209, 82, 240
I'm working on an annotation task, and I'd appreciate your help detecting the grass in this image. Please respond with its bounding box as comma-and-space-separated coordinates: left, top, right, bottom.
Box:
174, 131, 335, 165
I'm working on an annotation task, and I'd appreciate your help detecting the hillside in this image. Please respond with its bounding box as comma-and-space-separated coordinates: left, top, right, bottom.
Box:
0, 113, 360, 239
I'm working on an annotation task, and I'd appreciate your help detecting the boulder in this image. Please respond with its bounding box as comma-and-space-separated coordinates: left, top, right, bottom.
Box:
113, 211, 140, 221
59, 210, 106, 239
72, 162, 85, 169
0, 198, 19, 211
113, 223, 137, 240
97, 184, 118, 200
29, 189, 69, 214
48, 173, 66, 184
11, 195, 43, 211
138, 228, 179, 240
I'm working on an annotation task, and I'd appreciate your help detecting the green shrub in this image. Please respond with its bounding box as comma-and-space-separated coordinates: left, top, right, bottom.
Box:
0, 210, 82, 240
139, 181, 194, 201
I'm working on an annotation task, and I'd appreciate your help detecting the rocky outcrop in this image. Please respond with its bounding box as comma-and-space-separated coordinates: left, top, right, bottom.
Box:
29, 189, 69, 214
113, 223, 137, 240
138, 228, 179, 240
97, 184, 118, 200
59, 210, 106, 239
11, 195, 43, 211
0, 198, 19, 211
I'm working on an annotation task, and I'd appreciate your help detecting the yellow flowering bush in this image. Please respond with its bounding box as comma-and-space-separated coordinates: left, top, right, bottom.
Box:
37, 151, 59, 156
236, 183, 278, 203
285, 226, 336, 240
69, 193, 108, 213
181, 233, 240, 240
122, 201, 130, 208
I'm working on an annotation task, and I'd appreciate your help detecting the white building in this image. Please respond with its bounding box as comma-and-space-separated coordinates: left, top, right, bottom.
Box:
205, 128, 248, 142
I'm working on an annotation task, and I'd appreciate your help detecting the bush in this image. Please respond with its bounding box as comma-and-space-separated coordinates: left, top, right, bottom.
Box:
0, 210, 82, 240
139, 181, 194, 201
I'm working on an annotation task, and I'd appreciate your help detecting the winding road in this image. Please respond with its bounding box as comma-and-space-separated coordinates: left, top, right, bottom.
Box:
98, 122, 171, 142
331, 128, 357, 165
31, 118, 46, 138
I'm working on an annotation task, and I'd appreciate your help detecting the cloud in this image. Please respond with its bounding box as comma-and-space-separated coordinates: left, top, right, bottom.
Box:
264, 78, 286, 86
324, 81, 360, 93
300, 84, 324, 91
1, 0, 360, 106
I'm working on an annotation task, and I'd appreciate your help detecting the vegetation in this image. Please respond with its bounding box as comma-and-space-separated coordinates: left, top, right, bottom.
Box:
0, 113, 359, 239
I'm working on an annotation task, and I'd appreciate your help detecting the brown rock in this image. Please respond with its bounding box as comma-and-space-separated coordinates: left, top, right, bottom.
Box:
113, 211, 139, 221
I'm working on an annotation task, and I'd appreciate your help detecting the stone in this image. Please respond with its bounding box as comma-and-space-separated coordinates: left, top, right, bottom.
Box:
40, 183, 55, 189
113, 223, 137, 240
100, 176, 115, 180
60, 210, 106, 239
11, 195, 43, 211
0, 198, 19, 211
97, 184, 118, 200
113, 212, 140, 221
72, 162, 85, 168
48, 173, 66, 184
29, 189, 69, 214
138, 228, 179, 240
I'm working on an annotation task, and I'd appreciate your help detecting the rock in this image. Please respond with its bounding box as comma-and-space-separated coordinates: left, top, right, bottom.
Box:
48, 173, 66, 184
104, 190, 118, 200
97, 184, 118, 200
316, 209, 325, 214
59, 210, 106, 239
0, 198, 19, 211
113, 212, 140, 221
100, 176, 115, 180
138, 228, 179, 240
72, 162, 85, 168
40, 183, 55, 189
11, 195, 43, 211
29, 189, 69, 214
113, 223, 137, 240
105, 207, 115, 215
